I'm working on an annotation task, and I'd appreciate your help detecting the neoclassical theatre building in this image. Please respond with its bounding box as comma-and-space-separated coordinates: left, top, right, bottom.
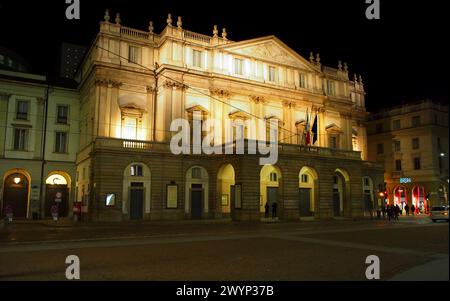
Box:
69, 11, 384, 222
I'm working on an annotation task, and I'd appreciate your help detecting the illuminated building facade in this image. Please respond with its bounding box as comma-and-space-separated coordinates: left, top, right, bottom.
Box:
72, 11, 383, 222
367, 100, 449, 212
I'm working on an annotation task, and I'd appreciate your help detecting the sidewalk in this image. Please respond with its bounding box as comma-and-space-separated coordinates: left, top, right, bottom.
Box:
390, 257, 449, 281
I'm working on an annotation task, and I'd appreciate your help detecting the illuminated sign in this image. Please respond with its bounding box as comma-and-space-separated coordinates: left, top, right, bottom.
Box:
400, 178, 412, 184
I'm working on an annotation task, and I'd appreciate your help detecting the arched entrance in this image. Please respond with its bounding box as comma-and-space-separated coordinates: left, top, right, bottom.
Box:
123, 163, 151, 220
299, 166, 318, 217
185, 166, 209, 219
216, 164, 235, 219
260, 165, 282, 218
45, 172, 71, 218
333, 169, 350, 217
412, 185, 426, 214
393, 186, 408, 212
2, 171, 30, 218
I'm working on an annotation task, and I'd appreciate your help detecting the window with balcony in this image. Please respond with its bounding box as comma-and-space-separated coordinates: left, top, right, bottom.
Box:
412, 138, 420, 150
57, 105, 69, 124
192, 50, 202, 68
55, 132, 68, 153
329, 136, 338, 149
393, 119, 401, 130
122, 117, 137, 140
299, 73, 307, 89
268, 66, 277, 82
234, 58, 243, 75
13, 128, 27, 150
395, 159, 402, 171
326, 80, 335, 96
16, 100, 28, 120
128, 46, 139, 64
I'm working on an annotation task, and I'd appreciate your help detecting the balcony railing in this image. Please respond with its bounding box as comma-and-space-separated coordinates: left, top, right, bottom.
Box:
93, 137, 362, 160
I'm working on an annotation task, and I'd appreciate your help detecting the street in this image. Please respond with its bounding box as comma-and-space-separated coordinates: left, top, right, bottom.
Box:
0, 216, 448, 281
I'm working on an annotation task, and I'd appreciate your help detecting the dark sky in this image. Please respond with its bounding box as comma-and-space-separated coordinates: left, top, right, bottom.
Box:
0, 0, 448, 112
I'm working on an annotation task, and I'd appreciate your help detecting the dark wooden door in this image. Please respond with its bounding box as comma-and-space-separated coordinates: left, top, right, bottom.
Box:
267, 187, 278, 216
3, 174, 29, 218
333, 189, 341, 216
191, 184, 203, 219
299, 188, 312, 217
130, 188, 144, 220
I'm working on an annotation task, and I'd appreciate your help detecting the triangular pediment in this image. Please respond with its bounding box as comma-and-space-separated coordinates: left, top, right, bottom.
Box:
219, 36, 318, 72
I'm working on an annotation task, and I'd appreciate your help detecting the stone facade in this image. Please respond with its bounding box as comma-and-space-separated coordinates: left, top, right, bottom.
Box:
73, 11, 384, 222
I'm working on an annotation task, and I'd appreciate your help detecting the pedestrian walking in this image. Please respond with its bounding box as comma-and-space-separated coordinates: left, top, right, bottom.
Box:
264, 202, 270, 218
381, 205, 386, 219
405, 204, 410, 216
394, 205, 400, 221
387, 205, 392, 221
272, 202, 277, 219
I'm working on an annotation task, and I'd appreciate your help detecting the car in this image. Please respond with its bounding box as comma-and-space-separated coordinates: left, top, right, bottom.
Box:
429, 206, 449, 222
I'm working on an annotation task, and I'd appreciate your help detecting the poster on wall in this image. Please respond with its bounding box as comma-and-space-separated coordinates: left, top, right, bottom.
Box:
167, 185, 178, 209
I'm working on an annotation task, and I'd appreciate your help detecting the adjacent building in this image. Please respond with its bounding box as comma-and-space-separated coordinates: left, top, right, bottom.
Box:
367, 100, 449, 212
0, 69, 79, 219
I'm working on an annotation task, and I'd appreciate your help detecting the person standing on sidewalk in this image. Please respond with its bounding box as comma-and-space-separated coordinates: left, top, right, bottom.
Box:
405, 204, 410, 216
411, 204, 415, 216
394, 204, 400, 221
272, 202, 277, 219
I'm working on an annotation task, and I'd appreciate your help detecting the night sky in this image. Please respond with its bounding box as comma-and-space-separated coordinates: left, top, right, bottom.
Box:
0, 0, 448, 112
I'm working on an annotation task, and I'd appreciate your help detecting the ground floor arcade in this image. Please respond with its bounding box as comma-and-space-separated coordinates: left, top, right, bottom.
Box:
75, 140, 384, 222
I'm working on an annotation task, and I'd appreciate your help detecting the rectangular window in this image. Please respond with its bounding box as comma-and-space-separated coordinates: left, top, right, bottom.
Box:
130, 165, 143, 177
393, 119, 401, 130
330, 136, 338, 149
268, 66, 276, 82
326, 80, 335, 96
192, 167, 202, 179
192, 50, 202, 68
122, 117, 137, 140
234, 58, 243, 75
55, 132, 68, 153
412, 116, 421, 127
57, 105, 69, 124
377, 143, 384, 154
395, 159, 402, 171
301, 174, 309, 183
299, 73, 307, 89
16, 100, 28, 120
376, 123, 383, 133
394, 140, 401, 152
13, 128, 27, 150
414, 157, 421, 170
412, 138, 420, 150
270, 172, 278, 182
128, 46, 139, 64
